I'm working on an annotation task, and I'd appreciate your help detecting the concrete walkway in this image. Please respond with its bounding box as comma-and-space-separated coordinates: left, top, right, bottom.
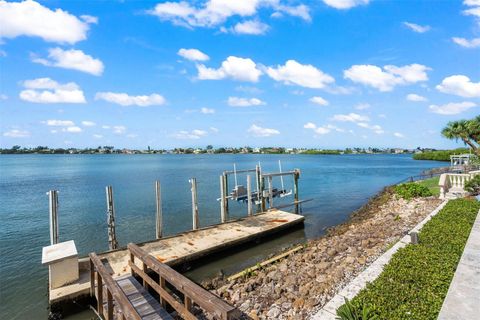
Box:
438, 209, 480, 319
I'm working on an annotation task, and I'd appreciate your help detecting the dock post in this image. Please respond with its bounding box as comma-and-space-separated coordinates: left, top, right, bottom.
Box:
255, 165, 262, 213
247, 175, 253, 216
190, 178, 199, 230
294, 169, 300, 214
223, 173, 229, 216
220, 175, 227, 223
155, 181, 162, 239
105, 186, 118, 250
268, 176, 273, 209
48, 190, 59, 245
261, 175, 267, 212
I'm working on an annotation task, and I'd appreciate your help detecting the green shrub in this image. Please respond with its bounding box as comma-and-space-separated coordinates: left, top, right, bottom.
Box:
394, 182, 433, 200
412, 148, 470, 161
336, 298, 378, 320
336, 199, 480, 320
465, 175, 480, 195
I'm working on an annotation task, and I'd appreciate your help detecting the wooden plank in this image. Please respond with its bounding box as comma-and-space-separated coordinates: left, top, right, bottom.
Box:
128, 243, 239, 320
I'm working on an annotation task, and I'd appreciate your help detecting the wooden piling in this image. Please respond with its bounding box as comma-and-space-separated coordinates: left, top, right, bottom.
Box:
220, 175, 227, 223
247, 175, 253, 216
294, 169, 300, 214
223, 173, 229, 216
105, 186, 118, 250
48, 190, 59, 245
268, 176, 273, 209
255, 165, 262, 213
155, 181, 162, 239
190, 178, 199, 230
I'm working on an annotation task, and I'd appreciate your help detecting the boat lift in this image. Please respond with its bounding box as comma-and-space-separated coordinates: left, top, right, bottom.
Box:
218, 161, 301, 221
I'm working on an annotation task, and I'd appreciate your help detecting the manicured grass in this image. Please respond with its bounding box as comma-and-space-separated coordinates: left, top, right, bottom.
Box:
337, 199, 480, 320
417, 176, 441, 197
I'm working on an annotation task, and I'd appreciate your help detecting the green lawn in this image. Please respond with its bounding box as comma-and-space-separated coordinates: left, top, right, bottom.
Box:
417, 176, 440, 197
336, 199, 480, 320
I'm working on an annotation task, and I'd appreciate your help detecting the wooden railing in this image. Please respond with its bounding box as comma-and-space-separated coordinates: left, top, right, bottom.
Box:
89, 253, 142, 320
127, 243, 239, 320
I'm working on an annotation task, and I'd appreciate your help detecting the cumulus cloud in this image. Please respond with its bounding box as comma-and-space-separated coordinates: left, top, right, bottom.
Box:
81, 121, 96, 126
309, 96, 329, 106
247, 124, 280, 137
332, 113, 369, 122
354, 103, 370, 110
197, 56, 262, 82
228, 97, 265, 107
45, 119, 75, 126
429, 102, 477, 115
266, 60, 334, 89
172, 129, 208, 139
394, 132, 404, 138
95, 92, 166, 106
32, 48, 104, 75
406, 93, 428, 102
357, 122, 384, 134
177, 48, 209, 61
20, 77, 86, 104
0, 0, 95, 44
93, 134, 103, 139
403, 22, 431, 33
112, 125, 126, 134
344, 64, 430, 92
200, 107, 215, 114
303, 122, 333, 136
436, 75, 480, 98
322, 0, 369, 10
147, 0, 310, 30
62, 126, 82, 133
452, 37, 480, 48
231, 20, 269, 35
3, 129, 30, 138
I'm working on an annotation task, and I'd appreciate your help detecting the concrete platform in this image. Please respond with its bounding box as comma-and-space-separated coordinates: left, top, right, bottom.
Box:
49, 209, 304, 305
438, 209, 480, 320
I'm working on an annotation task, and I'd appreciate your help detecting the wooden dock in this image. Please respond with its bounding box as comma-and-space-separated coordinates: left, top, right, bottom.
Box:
50, 209, 304, 305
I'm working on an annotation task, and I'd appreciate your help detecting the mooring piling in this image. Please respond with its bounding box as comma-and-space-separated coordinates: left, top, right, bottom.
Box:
247, 175, 253, 216
190, 178, 199, 230
155, 180, 163, 239
105, 186, 118, 250
294, 169, 300, 214
220, 175, 227, 223
48, 190, 59, 245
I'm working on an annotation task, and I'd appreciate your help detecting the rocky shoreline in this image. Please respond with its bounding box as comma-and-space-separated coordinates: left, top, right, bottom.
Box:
203, 187, 442, 319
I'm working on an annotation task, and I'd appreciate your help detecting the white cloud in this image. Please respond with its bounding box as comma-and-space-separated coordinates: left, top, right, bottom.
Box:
403, 22, 431, 33
32, 48, 104, 76
436, 75, 480, 98
452, 37, 480, 48
463, 6, 480, 18
200, 107, 215, 114
303, 122, 332, 136
429, 102, 477, 115
45, 119, 75, 126
95, 92, 166, 106
0, 94, 7, 100
147, 0, 309, 29
332, 113, 369, 122
210, 126, 219, 133
93, 134, 103, 139
3, 129, 30, 138
322, 0, 369, 10
113, 125, 126, 134
62, 126, 82, 133
354, 103, 370, 110
177, 48, 209, 61
406, 93, 428, 102
394, 132, 404, 138
20, 78, 86, 104
80, 15, 98, 24
228, 96, 265, 107
309, 96, 329, 106
464, 1, 480, 6
197, 56, 262, 82
266, 60, 334, 89
357, 122, 384, 134
0, 0, 95, 44
344, 64, 430, 91
102, 125, 110, 129
231, 20, 269, 35
273, 3, 310, 21
172, 129, 208, 139
247, 124, 280, 137
81, 121, 96, 127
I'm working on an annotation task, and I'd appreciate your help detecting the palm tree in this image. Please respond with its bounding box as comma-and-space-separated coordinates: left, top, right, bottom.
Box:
441, 120, 479, 154
467, 116, 480, 146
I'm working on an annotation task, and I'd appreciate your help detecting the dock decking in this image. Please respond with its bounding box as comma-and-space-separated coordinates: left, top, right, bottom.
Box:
50, 209, 304, 305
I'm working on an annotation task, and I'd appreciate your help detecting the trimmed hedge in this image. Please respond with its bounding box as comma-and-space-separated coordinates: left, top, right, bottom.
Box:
337, 199, 480, 320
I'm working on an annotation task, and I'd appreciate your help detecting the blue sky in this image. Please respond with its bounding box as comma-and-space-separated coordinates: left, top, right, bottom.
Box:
0, 0, 479, 149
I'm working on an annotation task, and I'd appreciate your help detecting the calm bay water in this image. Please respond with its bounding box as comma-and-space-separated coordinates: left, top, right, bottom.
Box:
0, 154, 443, 319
